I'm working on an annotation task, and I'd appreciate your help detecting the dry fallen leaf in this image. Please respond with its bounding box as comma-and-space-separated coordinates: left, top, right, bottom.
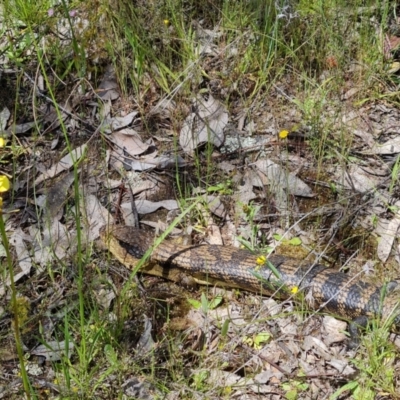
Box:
352, 129, 375, 147
41, 103, 70, 132
342, 87, 361, 100
376, 204, 400, 262
139, 220, 183, 235
81, 193, 115, 242
103, 111, 138, 134
120, 199, 178, 225
342, 164, 383, 193
233, 174, 257, 205
0, 107, 10, 132
35, 144, 87, 185
129, 154, 187, 171
180, 94, 228, 154
136, 315, 156, 354
111, 129, 152, 156
255, 159, 314, 197
322, 316, 347, 345
31, 340, 74, 361
34, 220, 74, 265
38, 172, 75, 220
207, 369, 241, 388
206, 195, 226, 218
303, 336, 332, 360
371, 136, 400, 154
0, 229, 33, 296
5, 121, 36, 137
9, 228, 32, 276
327, 359, 355, 376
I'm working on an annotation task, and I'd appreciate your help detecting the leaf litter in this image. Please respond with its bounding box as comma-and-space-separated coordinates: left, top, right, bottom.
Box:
1, 7, 400, 400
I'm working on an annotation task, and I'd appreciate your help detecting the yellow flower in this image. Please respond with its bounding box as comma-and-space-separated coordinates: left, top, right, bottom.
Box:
256, 255, 266, 265
0, 138, 5, 147
0, 176, 10, 193
163, 19, 170, 26
291, 286, 299, 294
223, 387, 232, 395
242, 336, 253, 346
279, 130, 289, 139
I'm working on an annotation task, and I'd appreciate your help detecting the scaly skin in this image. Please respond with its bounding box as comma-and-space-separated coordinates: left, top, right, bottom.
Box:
100, 225, 400, 332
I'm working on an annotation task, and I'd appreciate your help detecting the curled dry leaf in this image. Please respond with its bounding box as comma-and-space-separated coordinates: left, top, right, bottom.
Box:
35, 144, 87, 185
342, 164, 383, 193
371, 136, 400, 154
303, 336, 332, 360
376, 206, 400, 262
120, 200, 178, 225
5, 121, 36, 137
9, 229, 32, 275
352, 129, 375, 147
322, 316, 347, 345
31, 340, 74, 361
255, 159, 314, 197
129, 154, 187, 171
233, 175, 257, 205
144, 222, 183, 237
111, 129, 152, 156
206, 196, 226, 218
207, 369, 241, 388
103, 111, 138, 134
136, 315, 156, 354
81, 194, 115, 242
0, 107, 10, 132
180, 94, 228, 154
0, 229, 33, 295
327, 359, 355, 376
41, 172, 75, 220
342, 87, 361, 100
42, 103, 70, 131
34, 220, 73, 265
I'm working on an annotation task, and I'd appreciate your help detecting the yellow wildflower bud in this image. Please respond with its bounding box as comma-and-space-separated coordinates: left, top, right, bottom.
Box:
256, 255, 266, 265
291, 286, 299, 294
0, 138, 6, 147
279, 130, 289, 139
0, 176, 10, 193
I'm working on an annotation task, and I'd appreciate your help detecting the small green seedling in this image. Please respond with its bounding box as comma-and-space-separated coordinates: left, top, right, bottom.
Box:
188, 292, 223, 313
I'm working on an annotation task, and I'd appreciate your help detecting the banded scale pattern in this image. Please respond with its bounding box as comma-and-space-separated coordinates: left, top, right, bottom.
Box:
100, 225, 400, 330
